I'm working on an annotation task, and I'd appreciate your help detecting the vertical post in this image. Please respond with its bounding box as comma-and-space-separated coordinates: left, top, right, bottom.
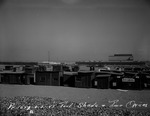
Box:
48, 51, 50, 62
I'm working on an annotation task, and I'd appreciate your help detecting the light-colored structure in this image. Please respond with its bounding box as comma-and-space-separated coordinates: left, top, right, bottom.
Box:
109, 54, 134, 61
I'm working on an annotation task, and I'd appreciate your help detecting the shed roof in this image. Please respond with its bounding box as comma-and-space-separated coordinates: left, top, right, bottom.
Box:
0, 71, 25, 74
63, 71, 78, 75
96, 74, 111, 78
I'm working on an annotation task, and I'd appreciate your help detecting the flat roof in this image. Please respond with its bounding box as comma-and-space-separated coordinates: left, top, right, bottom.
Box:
63, 72, 78, 75
96, 75, 111, 77
0, 71, 25, 74
78, 71, 94, 73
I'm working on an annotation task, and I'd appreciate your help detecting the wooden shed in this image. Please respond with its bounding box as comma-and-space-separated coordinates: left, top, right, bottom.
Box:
139, 73, 150, 89
62, 72, 78, 87
92, 74, 111, 89
35, 71, 60, 86
109, 72, 124, 89
121, 72, 142, 90
75, 71, 94, 88
0, 71, 26, 84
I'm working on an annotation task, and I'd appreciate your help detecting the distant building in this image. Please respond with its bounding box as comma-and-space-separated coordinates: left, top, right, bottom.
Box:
109, 54, 134, 61
5, 65, 13, 71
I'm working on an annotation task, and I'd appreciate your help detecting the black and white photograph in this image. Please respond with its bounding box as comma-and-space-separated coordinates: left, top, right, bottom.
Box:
0, 0, 150, 115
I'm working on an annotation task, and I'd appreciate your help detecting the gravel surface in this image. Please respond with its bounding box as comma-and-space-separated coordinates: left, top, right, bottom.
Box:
0, 96, 150, 116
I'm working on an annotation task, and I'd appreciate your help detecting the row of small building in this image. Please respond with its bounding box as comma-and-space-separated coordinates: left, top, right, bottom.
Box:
0, 64, 150, 90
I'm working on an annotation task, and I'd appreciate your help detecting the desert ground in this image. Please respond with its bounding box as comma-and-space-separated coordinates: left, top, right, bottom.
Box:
0, 84, 150, 111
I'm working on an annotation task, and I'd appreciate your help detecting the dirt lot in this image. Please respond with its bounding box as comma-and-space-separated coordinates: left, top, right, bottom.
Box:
0, 84, 150, 111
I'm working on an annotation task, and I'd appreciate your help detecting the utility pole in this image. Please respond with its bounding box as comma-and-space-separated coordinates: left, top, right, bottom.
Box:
48, 51, 50, 62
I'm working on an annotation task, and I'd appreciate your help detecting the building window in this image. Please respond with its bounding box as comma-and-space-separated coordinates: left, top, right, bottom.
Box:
117, 76, 120, 78
113, 82, 117, 86
94, 81, 97, 86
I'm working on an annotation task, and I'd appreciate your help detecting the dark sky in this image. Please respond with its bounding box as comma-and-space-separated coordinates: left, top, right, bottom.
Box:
0, 0, 150, 62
